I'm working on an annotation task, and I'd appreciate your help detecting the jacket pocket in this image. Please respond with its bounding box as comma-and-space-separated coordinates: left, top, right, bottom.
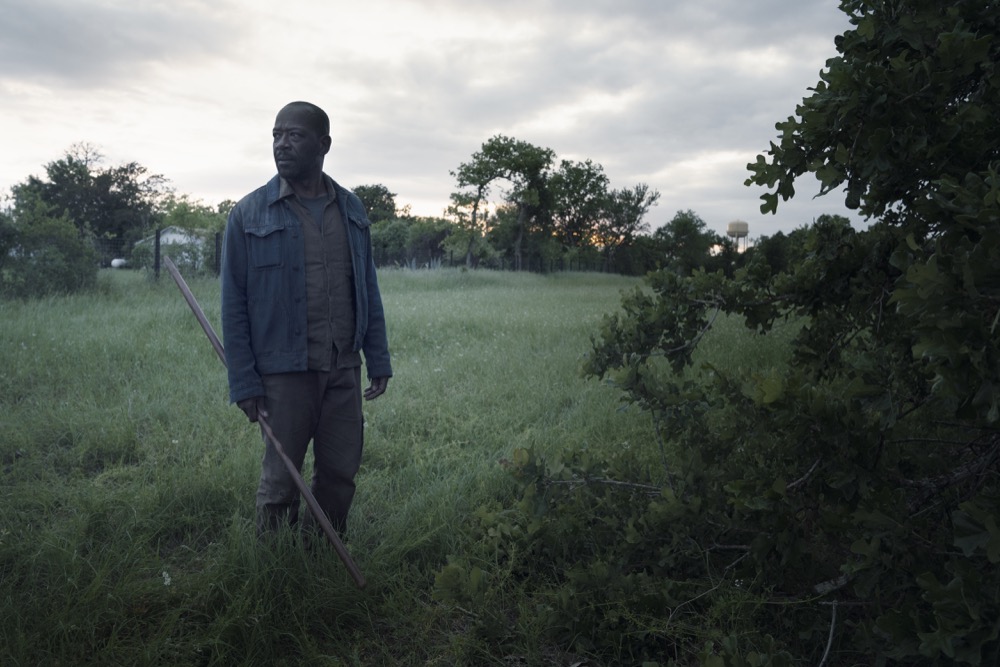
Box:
245, 226, 283, 268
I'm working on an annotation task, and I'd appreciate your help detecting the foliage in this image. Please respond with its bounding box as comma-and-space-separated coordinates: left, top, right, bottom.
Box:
353, 183, 398, 223
434, 0, 1000, 664
161, 195, 227, 234
14, 143, 170, 265
0, 186, 99, 298
451, 135, 556, 271
745, 230, 788, 276
404, 217, 452, 268
745, 0, 1000, 425
371, 217, 410, 266
549, 158, 610, 248
653, 209, 722, 276
121, 197, 228, 275
371, 216, 452, 268
450, 135, 663, 274
747, 0, 999, 222
611, 234, 669, 276
597, 184, 661, 269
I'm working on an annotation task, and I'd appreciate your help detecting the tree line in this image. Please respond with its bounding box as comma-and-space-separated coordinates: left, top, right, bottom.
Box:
360, 141, 755, 276
1, 138, 837, 299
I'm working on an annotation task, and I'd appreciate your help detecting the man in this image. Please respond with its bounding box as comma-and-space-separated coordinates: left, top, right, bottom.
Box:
221, 101, 392, 537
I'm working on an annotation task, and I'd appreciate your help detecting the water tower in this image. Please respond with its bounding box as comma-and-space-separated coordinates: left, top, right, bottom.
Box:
727, 220, 749, 252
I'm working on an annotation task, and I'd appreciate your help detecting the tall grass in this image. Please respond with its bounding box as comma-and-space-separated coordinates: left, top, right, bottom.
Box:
0, 267, 792, 665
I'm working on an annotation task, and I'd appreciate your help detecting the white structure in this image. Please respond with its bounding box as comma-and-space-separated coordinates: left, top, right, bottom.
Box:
727, 220, 749, 252
139, 226, 202, 247
134, 226, 209, 270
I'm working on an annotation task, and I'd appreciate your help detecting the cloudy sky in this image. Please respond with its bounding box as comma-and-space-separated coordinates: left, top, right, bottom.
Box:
0, 0, 863, 238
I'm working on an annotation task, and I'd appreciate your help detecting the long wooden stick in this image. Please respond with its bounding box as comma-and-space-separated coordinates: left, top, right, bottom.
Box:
163, 256, 367, 589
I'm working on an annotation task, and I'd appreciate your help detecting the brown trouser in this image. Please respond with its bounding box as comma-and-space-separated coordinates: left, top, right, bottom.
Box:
256, 366, 364, 535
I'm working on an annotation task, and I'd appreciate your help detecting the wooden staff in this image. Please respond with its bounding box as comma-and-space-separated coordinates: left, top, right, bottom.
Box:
163, 255, 367, 589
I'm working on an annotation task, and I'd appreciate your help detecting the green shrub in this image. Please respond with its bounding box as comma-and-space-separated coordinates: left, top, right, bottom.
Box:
0, 207, 98, 299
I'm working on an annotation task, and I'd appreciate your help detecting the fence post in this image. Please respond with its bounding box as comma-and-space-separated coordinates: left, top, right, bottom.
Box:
214, 232, 222, 275
154, 228, 162, 280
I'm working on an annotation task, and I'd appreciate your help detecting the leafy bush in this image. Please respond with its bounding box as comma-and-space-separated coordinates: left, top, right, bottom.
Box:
0, 200, 98, 299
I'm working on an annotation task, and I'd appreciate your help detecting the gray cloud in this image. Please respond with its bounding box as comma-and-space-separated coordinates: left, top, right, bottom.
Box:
311, 0, 856, 232
0, 0, 863, 237
0, 0, 230, 88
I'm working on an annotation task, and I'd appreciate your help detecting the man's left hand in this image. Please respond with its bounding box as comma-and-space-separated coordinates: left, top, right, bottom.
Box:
364, 376, 390, 401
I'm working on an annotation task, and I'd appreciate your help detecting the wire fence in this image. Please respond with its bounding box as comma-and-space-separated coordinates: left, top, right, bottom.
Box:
102, 228, 222, 278
104, 227, 613, 279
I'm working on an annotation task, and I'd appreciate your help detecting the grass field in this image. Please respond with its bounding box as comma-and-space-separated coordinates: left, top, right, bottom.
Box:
0, 268, 671, 666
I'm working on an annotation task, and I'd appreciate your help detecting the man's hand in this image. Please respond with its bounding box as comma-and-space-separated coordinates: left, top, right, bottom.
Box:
237, 396, 268, 423
364, 376, 390, 401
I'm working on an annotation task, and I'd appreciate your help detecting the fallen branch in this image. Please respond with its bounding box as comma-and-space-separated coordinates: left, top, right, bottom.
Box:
546, 477, 663, 496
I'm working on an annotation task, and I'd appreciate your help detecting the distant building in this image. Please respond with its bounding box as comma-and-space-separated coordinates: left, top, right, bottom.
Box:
136, 226, 203, 247
133, 226, 209, 271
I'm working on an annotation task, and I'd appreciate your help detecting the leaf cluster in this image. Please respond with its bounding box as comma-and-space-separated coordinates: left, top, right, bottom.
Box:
747, 0, 1000, 222
0, 187, 99, 298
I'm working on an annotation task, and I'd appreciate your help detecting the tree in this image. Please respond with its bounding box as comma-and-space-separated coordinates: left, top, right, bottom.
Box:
548, 158, 610, 249
609, 233, 666, 276
746, 229, 791, 275
369, 216, 452, 268
746, 0, 1000, 425
597, 183, 660, 272
1, 186, 98, 298
217, 199, 236, 217
405, 217, 452, 268
450, 144, 502, 268
444, 191, 487, 269
747, 1, 999, 226
161, 195, 227, 233
703, 233, 740, 278
352, 184, 397, 224
452, 136, 662, 272
653, 209, 719, 275
21, 144, 169, 264
370, 218, 410, 266
451, 135, 555, 270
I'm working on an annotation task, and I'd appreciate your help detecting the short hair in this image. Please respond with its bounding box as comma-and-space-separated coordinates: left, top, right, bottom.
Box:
279, 101, 330, 137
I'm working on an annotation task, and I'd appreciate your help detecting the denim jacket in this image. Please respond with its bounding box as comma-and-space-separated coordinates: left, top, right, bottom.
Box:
221, 174, 392, 404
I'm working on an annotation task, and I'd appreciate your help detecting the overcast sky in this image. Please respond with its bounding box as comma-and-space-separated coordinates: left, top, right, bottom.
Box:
0, 0, 864, 238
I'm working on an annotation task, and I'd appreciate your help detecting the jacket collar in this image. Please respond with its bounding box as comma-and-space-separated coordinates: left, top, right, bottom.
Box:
266, 174, 339, 206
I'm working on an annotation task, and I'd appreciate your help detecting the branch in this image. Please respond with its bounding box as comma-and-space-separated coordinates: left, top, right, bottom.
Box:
905, 458, 999, 513
902, 445, 999, 506
817, 600, 838, 667
813, 573, 851, 596
546, 477, 663, 496
660, 302, 723, 356
650, 411, 678, 493
787, 458, 822, 491
931, 420, 1000, 433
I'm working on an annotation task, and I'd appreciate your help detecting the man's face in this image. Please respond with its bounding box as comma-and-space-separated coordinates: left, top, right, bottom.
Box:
272, 107, 329, 182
